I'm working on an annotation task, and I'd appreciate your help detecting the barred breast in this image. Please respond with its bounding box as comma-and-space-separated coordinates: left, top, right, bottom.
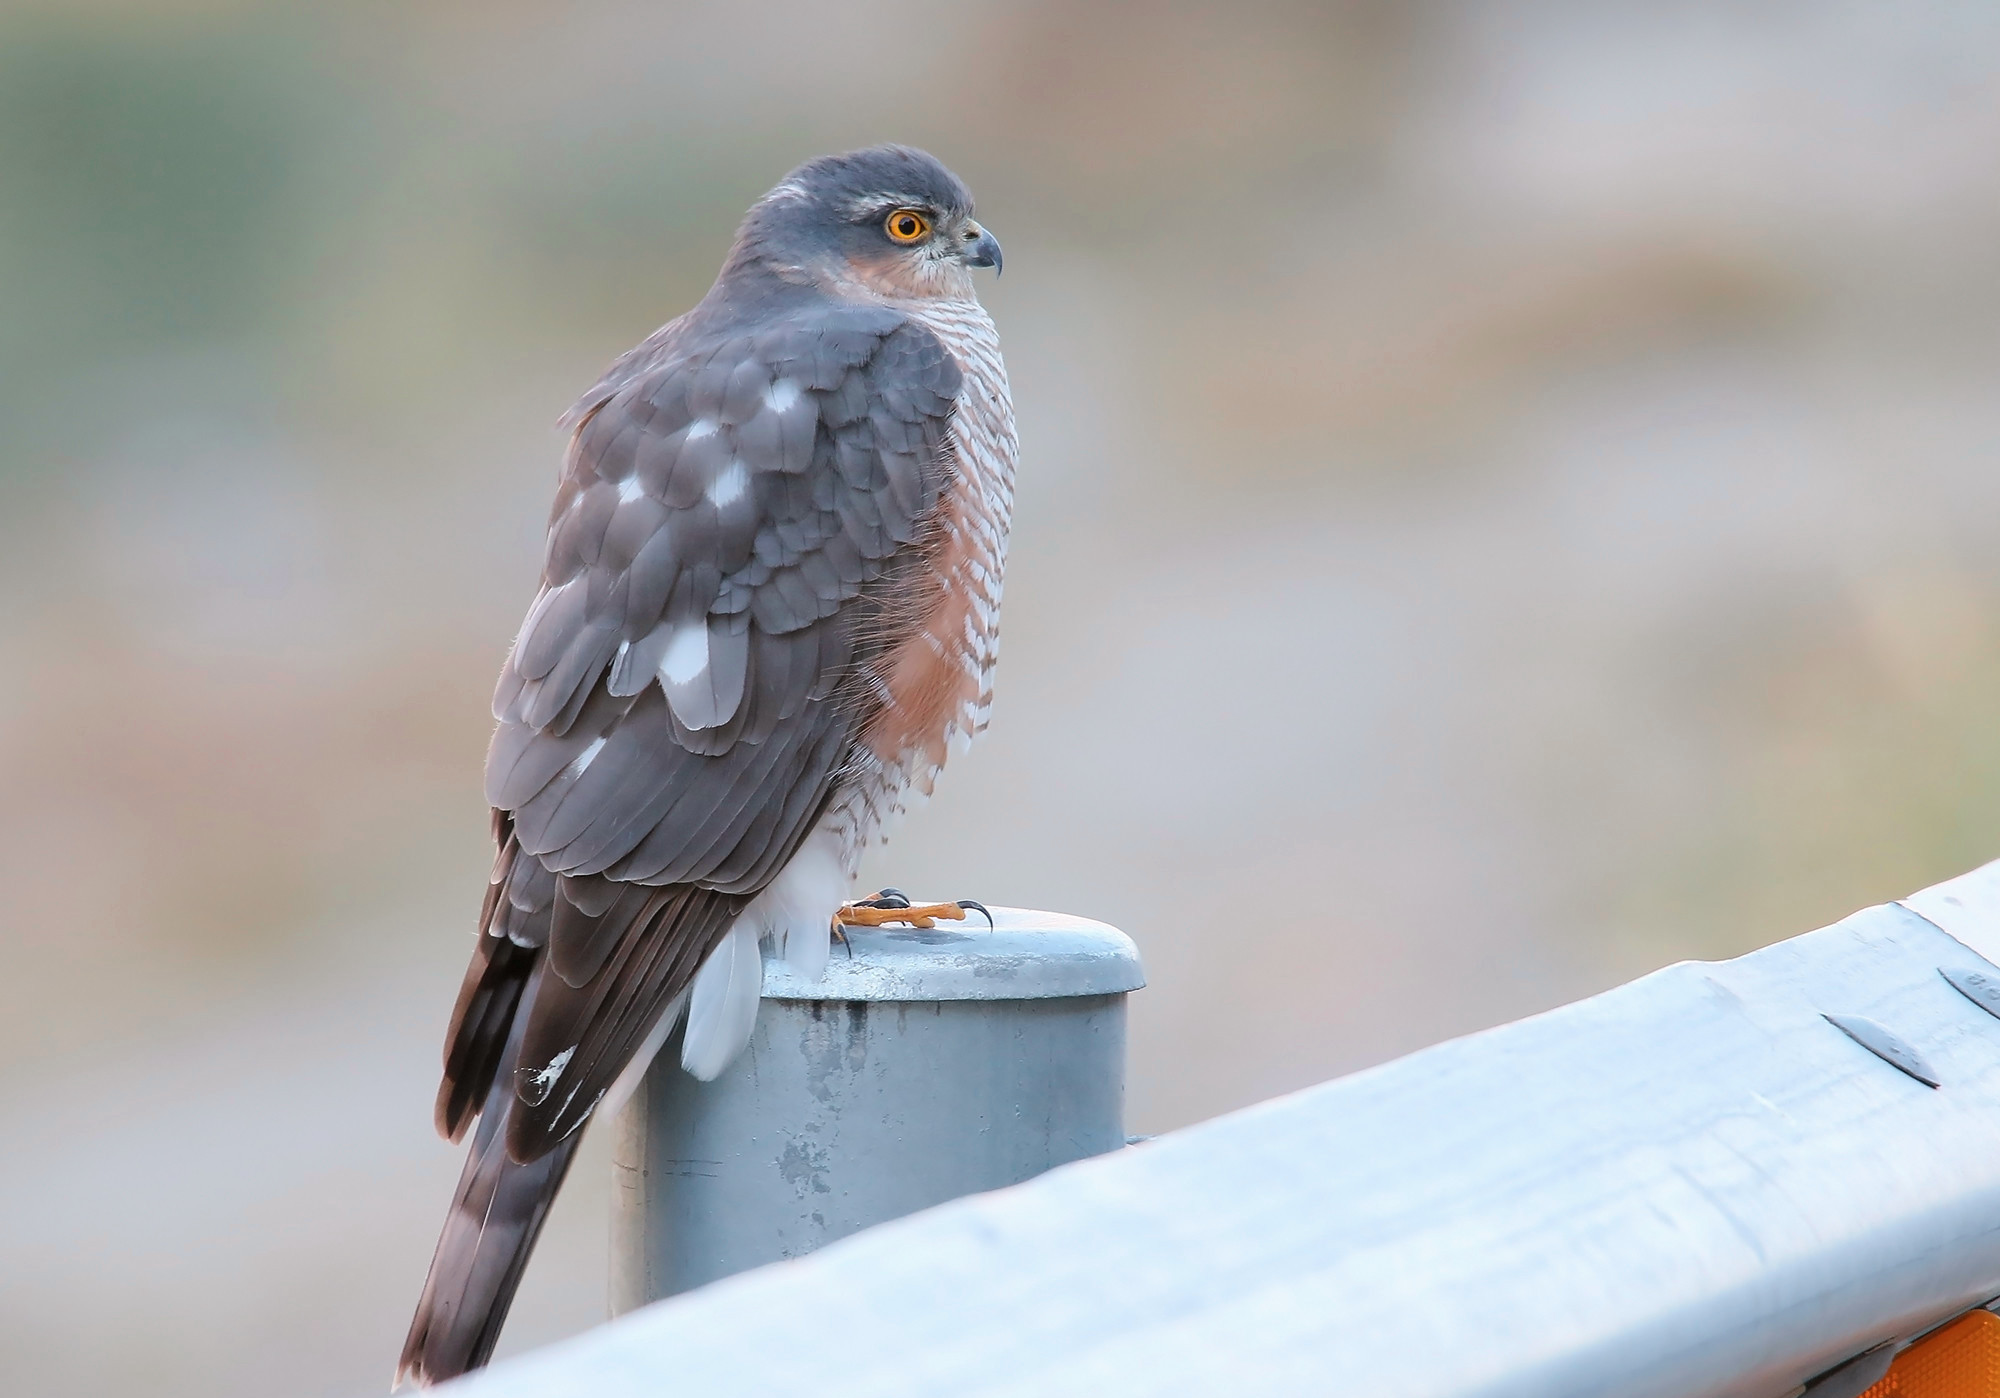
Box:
826, 296, 1016, 866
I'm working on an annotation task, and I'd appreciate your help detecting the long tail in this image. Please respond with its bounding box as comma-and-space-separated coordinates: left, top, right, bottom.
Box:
397, 818, 748, 1386
395, 1075, 581, 1388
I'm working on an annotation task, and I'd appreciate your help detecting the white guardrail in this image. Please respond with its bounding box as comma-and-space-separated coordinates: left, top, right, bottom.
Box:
443, 859, 2000, 1398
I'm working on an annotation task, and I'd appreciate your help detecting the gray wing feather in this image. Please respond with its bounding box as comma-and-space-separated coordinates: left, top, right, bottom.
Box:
442, 300, 961, 1166
490, 306, 958, 886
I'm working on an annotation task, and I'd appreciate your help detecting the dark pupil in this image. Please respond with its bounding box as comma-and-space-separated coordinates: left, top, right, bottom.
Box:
896, 216, 916, 236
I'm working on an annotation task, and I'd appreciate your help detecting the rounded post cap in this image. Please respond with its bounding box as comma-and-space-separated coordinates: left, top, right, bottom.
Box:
761, 907, 1144, 1003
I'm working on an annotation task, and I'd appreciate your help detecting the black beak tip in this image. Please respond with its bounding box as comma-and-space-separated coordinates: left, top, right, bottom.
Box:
965, 229, 1004, 276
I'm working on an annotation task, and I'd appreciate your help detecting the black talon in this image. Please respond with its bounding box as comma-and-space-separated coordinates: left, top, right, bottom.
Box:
956, 900, 994, 929
861, 888, 912, 910
830, 923, 855, 959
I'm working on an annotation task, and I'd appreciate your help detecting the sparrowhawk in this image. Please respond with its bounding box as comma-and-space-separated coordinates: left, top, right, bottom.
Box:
397, 145, 1013, 1386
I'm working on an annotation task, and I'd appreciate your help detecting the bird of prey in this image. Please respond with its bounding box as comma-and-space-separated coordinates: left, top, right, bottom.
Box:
397, 145, 1012, 1386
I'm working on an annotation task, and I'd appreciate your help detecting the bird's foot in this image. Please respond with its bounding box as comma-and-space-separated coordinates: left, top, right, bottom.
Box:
834, 888, 993, 931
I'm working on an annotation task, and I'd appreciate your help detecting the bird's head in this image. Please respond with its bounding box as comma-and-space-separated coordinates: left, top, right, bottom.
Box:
728, 144, 1002, 302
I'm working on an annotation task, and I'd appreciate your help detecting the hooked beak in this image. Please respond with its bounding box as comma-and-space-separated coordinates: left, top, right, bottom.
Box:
958, 221, 1003, 276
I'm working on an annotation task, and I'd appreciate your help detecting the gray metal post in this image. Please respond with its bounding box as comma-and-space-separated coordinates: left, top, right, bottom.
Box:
609, 907, 1144, 1311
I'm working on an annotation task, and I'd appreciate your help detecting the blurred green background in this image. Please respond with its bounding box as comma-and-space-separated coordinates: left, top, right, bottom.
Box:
4, 1, 1999, 1392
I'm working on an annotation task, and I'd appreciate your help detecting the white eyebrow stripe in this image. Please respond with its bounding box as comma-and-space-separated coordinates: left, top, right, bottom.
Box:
841, 193, 936, 219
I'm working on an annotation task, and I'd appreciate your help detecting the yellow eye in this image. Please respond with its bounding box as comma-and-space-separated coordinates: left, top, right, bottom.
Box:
884, 209, 931, 244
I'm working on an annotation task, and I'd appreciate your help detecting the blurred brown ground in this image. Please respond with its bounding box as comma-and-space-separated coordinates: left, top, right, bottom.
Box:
3, 2, 1999, 1393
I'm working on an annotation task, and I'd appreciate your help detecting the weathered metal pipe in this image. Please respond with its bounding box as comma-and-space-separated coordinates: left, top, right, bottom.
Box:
610, 908, 1143, 1310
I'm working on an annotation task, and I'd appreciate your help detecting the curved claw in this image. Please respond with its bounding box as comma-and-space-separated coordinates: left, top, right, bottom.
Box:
860, 888, 912, 910
956, 900, 994, 929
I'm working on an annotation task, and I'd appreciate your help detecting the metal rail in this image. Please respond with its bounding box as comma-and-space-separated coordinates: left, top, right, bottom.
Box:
447, 861, 2000, 1398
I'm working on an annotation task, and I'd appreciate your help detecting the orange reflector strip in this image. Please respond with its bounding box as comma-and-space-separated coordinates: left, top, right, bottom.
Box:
1863, 1309, 2000, 1397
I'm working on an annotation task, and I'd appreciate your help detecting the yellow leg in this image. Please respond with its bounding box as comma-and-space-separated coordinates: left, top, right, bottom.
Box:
834, 890, 992, 931
835, 901, 969, 931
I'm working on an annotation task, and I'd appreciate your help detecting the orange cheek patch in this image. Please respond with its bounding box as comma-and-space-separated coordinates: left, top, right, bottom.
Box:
839, 248, 967, 302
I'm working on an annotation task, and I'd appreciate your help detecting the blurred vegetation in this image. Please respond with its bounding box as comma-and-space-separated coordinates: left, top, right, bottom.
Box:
0, 19, 332, 460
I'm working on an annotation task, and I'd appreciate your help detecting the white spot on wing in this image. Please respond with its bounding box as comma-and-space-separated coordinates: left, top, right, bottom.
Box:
617, 475, 646, 503
659, 623, 709, 686
527, 1046, 574, 1095
569, 736, 607, 777
685, 418, 719, 441
707, 459, 749, 508
763, 378, 801, 414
